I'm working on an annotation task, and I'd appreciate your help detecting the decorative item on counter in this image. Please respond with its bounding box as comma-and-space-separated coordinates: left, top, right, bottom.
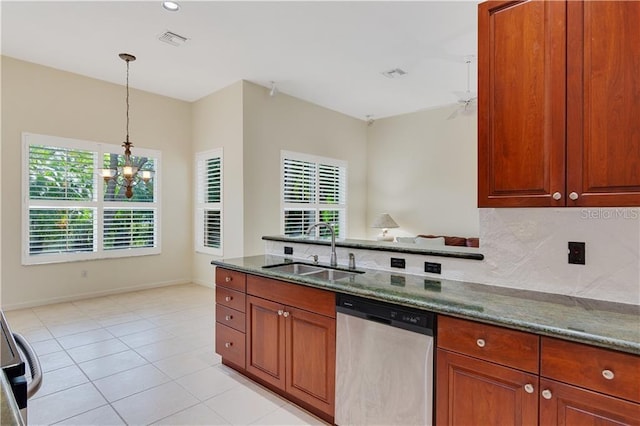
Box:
372, 213, 399, 241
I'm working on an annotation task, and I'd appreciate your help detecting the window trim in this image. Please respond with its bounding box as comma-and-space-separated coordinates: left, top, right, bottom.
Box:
22, 132, 162, 265
194, 148, 223, 256
280, 150, 347, 238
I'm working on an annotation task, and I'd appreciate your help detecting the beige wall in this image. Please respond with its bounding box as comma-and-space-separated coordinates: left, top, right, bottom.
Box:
241, 81, 369, 256
191, 81, 244, 286
367, 105, 479, 239
1, 57, 192, 308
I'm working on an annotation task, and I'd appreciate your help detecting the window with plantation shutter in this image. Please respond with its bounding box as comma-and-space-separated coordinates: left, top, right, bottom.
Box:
281, 151, 347, 239
22, 133, 161, 265
195, 149, 223, 255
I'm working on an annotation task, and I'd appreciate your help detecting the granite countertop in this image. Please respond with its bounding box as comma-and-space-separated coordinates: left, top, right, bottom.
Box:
212, 255, 640, 355
262, 235, 485, 260
1, 372, 23, 426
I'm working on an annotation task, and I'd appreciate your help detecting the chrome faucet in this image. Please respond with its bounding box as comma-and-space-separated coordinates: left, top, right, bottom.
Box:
306, 222, 337, 267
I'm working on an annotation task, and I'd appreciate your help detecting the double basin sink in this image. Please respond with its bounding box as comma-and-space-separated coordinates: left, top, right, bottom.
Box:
263, 262, 364, 281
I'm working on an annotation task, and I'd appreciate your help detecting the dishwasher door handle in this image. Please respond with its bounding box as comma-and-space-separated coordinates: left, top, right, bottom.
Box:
364, 314, 392, 326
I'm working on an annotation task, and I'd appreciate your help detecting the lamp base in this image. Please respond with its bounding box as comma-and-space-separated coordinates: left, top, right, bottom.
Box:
376, 234, 395, 242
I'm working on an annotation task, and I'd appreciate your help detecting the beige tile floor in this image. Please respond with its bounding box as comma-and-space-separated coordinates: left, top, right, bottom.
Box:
5, 284, 327, 426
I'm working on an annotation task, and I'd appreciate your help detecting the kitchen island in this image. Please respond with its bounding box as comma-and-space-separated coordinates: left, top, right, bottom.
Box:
212, 255, 639, 355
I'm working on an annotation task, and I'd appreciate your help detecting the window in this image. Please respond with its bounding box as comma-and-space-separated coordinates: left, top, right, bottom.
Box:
195, 149, 223, 255
281, 151, 347, 238
22, 133, 161, 265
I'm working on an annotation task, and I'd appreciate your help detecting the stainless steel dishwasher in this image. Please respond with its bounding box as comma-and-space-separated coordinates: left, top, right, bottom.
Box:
335, 294, 435, 426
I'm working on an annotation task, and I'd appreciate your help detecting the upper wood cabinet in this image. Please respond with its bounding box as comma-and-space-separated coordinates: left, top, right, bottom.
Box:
478, 0, 640, 207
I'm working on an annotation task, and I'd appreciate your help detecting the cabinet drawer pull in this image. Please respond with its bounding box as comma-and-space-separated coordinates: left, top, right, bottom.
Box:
602, 369, 615, 380
224, 342, 233, 348
524, 384, 534, 394
278, 310, 284, 316
225, 315, 232, 321
476, 339, 486, 348
225, 276, 232, 282
225, 296, 232, 302
541, 389, 552, 400
569, 192, 579, 200
552, 192, 562, 200
283, 311, 290, 318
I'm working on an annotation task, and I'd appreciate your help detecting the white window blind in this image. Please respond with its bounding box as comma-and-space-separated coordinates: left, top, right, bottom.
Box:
195, 149, 223, 255
22, 133, 161, 265
281, 151, 347, 238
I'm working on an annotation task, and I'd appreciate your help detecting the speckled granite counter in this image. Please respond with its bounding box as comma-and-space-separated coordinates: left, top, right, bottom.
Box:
262, 235, 485, 260
1, 372, 23, 426
212, 255, 640, 355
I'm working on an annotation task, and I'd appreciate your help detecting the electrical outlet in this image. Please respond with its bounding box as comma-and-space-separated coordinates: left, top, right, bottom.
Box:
284, 246, 293, 255
568, 242, 586, 265
390, 258, 406, 269
424, 262, 442, 274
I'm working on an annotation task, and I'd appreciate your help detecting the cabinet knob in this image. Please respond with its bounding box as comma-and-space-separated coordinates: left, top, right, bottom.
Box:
225, 315, 232, 321
225, 276, 232, 282
552, 192, 562, 200
569, 192, 579, 200
524, 384, 534, 394
277, 310, 284, 316
602, 369, 615, 380
542, 389, 552, 400
225, 296, 232, 302
224, 342, 232, 348
283, 311, 290, 318
476, 339, 486, 348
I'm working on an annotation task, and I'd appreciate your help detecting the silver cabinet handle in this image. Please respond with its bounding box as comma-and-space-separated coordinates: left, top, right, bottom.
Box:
225, 296, 232, 302
476, 339, 486, 348
225, 276, 232, 282
542, 389, 552, 400
224, 342, 232, 348
277, 310, 284, 316
524, 384, 534, 394
283, 311, 290, 318
569, 192, 579, 200
602, 369, 615, 380
225, 315, 232, 321
552, 192, 562, 200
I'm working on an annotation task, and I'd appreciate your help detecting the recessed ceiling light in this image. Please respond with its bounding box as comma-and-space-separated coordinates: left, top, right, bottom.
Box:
162, 1, 180, 12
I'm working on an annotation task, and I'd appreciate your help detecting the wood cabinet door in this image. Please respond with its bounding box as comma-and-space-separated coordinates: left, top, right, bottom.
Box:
478, 0, 566, 207
539, 378, 640, 426
566, 1, 640, 207
285, 307, 336, 417
245, 295, 286, 390
436, 349, 539, 426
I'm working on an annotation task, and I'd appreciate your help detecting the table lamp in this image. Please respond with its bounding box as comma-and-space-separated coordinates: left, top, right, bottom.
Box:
372, 213, 399, 241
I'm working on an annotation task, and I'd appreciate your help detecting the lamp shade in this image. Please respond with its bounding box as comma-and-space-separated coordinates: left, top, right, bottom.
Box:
371, 213, 399, 229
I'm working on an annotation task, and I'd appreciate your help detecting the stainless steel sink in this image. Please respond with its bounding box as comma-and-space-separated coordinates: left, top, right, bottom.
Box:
263, 262, 363, 281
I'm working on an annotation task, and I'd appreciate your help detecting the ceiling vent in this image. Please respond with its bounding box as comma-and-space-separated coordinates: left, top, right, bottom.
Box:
158, 31, 188, 47
381, 68, 408, 79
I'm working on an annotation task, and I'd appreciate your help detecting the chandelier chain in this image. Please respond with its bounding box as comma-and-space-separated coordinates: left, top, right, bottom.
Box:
125, 58, 130, 144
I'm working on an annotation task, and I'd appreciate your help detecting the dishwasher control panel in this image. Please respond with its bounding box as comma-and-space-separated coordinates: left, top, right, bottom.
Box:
337, 293, 435, 335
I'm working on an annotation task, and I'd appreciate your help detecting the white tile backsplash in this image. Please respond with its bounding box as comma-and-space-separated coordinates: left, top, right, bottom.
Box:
265, 208, 640, 305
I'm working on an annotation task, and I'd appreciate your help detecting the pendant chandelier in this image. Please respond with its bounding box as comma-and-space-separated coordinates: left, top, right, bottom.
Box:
101, 53, 153, 198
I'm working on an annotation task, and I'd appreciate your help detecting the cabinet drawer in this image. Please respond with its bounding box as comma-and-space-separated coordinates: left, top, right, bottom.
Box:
247, 275, 335, 318
438, 316, 539, 373
541, 337, 640, 403
216, 323, 245, 368
216, 305, 246, 333
216, 268, 246, 292
216, 287, 246, 312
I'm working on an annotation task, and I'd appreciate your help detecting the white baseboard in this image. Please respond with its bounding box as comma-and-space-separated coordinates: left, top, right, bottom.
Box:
2, 279, 192, 311
192, 278, 215, 289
